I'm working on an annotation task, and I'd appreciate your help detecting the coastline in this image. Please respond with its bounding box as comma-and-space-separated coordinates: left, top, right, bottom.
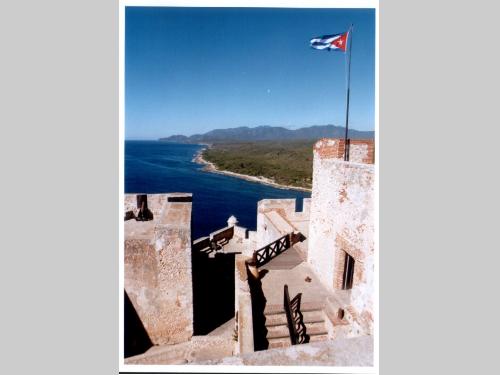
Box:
193, 147, 312, 193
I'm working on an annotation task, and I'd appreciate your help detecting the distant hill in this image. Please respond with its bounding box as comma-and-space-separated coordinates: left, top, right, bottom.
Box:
159, 125, 374, 143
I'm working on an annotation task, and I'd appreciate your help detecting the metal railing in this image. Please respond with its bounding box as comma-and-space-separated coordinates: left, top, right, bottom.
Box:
192, 226, 235, 253
254, 233, 291, 267
284, 285, 298, 345
210, 226, 234, 245
283, 284, 306, 346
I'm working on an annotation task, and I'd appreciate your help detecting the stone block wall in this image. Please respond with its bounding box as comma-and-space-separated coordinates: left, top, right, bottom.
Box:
308, 140, 375, 335
256, 198, 311, 258
233, 225, 256, 257
302, 198, 312, 213
256, 199, 295, 248
124, 193, 194, 346
234, 255, 254, 355
313, 138, 374, 164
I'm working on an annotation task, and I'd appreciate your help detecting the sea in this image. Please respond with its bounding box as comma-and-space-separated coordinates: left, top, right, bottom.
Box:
125, 141, 311, 240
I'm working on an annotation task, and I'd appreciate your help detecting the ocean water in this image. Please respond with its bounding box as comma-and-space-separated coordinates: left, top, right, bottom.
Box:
125, 141, 311, 240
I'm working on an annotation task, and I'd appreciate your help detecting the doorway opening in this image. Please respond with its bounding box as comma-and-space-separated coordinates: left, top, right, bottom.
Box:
342, 251, 355, 290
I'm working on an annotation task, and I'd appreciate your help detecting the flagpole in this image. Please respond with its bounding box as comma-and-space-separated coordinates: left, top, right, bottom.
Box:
344, 24, 353, 161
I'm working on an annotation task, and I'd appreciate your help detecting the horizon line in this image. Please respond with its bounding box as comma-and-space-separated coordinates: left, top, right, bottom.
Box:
126, 124, 375, 140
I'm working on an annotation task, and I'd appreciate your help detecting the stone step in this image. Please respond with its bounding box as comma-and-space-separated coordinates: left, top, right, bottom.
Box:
265, 310, 325, 327
266, 321, 327, 339
309, 333, 330, 343
267, 336, 292, 349
266, 324, 290, 339
264, 301, 324, 316
267, 333, 329, 349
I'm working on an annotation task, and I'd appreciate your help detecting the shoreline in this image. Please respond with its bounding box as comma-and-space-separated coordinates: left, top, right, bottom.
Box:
192, 148, 312, 193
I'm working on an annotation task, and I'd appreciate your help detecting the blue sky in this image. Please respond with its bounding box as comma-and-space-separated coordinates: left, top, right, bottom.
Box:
125, 7, 375, 139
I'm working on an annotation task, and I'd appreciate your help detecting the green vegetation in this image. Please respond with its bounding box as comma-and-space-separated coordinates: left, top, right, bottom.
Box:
203, 141, 315, 189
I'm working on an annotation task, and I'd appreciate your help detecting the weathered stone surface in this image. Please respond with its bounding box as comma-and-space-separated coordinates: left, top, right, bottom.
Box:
234, 255, 254, 355
123, 139, 375, 366
124, 193, 194, 346
125, 336, 234, 365
308, 140, 375, 335
194, 336, 373, 366
256, 198, 310, 258
313, 138, 374, 164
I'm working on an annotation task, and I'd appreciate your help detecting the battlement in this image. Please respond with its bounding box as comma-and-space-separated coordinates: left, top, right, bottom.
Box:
314, 138, 374, 164
124, 193, 194, 351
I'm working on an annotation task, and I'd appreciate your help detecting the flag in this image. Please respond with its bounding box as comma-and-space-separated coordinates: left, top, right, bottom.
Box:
310, 31, 349, 52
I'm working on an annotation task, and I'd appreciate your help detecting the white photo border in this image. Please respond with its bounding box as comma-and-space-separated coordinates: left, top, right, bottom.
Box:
118, 1, 379, 373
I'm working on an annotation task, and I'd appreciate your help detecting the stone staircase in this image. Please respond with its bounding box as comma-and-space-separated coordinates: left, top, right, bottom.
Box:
263, 303, 329, 349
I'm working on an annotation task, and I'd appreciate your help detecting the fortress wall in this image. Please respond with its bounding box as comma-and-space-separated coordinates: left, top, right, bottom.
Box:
234, 255, 254, 355
233, 225, 257, 257
124, 194, 194, 345
256, 198, 311, 258
256, 199, 296, 248
233, 225, 248, 240
308, 140, 375, 334
302, 198, 312, 214
312, 138, 374, 164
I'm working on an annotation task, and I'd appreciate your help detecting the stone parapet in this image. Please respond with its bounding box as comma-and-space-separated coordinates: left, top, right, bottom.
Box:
234, 255, 254, 355
124, 193, 194, 346
314, 138, 374, 164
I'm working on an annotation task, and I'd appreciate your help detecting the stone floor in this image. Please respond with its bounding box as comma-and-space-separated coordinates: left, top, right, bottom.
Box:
125, 318, 235, 365
194, 335, 374, 366
260, 247, 331, 308
256, 245, 351, 348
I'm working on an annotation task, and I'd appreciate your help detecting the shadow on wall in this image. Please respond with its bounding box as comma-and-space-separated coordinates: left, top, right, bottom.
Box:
124, 290, 153, 358
191, 251, 235, 335
248, 269, 269, 351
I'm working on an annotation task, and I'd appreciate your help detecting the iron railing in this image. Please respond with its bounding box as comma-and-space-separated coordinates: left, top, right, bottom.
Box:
192, 226, 234, 254
210, 226, 234, 246
254, 234, 291, 267
284, 284, 298, 345
283, 284, 306, 345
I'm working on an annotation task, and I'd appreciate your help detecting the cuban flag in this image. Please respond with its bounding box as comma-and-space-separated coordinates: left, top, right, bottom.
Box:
310, 31, 349, 52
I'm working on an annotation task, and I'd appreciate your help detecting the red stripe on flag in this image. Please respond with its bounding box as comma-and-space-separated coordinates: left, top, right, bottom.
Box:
331, 32, 348, 51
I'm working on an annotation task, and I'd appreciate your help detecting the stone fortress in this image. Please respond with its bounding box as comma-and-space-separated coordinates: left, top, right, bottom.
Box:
123, 138, 375, 366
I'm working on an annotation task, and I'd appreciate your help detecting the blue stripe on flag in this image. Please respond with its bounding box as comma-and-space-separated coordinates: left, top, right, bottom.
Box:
310, 32, 346, 51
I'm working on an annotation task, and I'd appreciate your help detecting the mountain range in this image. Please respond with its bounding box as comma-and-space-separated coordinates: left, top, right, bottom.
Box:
159, 125, 374, 143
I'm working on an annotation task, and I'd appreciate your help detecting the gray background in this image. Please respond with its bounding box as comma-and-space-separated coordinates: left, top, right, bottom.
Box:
0, 0, 499, 374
